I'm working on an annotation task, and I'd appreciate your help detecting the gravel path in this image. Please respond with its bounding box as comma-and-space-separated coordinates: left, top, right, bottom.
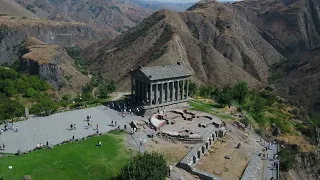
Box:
0, 106, 141, 153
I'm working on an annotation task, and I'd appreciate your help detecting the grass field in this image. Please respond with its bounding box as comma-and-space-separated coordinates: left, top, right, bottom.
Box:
189, 100, 236, 120
0, 132, 130, 180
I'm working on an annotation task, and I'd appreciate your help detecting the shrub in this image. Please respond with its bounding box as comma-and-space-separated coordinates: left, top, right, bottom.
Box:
118, 152, 167, 180
279, 149, 295, 171
255, 128, 265, 138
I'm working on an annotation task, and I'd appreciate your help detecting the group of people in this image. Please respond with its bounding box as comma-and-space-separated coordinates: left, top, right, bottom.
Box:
70, 124, 76, 130
1, 120, 18, 134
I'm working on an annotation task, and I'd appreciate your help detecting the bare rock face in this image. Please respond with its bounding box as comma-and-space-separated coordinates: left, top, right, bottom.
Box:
21, 37, 90, 92
0, 16, 98, 64
15, 0, 152, 38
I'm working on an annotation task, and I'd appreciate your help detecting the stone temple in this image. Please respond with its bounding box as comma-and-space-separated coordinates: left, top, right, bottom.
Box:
130, 62, 191, 112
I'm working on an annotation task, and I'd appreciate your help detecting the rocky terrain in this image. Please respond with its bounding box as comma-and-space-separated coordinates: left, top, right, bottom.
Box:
15, 0, 153, 38
85, 0, 320, 113
0, 15, 98, 65
20, 37, 90, 92
85, 0, 283, 90
133, 0, 196, 12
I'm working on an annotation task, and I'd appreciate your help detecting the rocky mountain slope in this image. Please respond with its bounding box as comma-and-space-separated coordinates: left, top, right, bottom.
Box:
0, 0, 37, 18
85, 0, 320, 113
133, 0, 196, 12
0, 16, 98, 65
85, 0, 284, 90
15, 0, 152, 38
20, 37, 90, 92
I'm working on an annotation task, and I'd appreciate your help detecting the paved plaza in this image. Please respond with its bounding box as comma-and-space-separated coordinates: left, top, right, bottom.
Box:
0, 106, 141, 153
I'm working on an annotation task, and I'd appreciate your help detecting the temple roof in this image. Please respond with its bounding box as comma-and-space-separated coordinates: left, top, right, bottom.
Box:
131, 64, 191, 81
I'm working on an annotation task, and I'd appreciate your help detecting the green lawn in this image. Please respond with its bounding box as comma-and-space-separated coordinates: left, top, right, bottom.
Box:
189, 100, 236, 120
0, 133, 130, 180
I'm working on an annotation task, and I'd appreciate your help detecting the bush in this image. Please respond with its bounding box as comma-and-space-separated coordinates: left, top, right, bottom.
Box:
118, 152, 167, 180
279, 149, 295, 171
255, 128, 265, 138
25, 87, 38, 98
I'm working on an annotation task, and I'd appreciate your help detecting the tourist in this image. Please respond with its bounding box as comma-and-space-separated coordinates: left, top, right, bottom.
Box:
73, 135, 75, 140
70, 124, 73, 130
115, 121, 117, 126
96, 124, 99, 130
267, 153, 269, 160
74, 124, 76, 130
98, 141, 102, 147
90, 121, 93, 127
3, 143, 5, 151
15, 125, 18, 132
40, 143, 43, 148
46, 141, 49, 146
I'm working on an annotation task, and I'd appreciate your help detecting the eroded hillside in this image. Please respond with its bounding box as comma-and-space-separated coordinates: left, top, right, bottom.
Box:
15, 0, 153, 38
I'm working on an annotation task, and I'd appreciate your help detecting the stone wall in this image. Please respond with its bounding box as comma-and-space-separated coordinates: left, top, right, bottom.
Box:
178, 127, 223, 180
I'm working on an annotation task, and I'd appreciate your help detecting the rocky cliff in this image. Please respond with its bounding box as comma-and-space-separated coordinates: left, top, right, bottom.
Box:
15, 0, 152, 38
85, 0, 320, 113
0, 16, 98, 64
85, 0, 284, 90
20, 37, 90, 92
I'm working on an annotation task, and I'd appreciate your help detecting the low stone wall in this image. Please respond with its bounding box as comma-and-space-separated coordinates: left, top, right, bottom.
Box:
178, 127, 222, 180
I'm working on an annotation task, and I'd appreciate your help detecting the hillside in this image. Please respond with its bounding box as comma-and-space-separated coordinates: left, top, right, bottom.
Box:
85, 0, 320, 113
15, 0, 153, 38
0, 16, 98, 65
20, 37, 90, 91
134, 0, 196, 12
85, 0, 283, 90
0, 0, 37, 18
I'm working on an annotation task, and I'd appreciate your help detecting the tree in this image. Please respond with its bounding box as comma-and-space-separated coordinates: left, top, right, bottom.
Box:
231, 82, 248, 104
25, 87, 38, 98
188, 81, 197, 97
98, 85, 109, 99
216, 89, 232, 106
119, 152, 167, 180
60, 94, 72, 108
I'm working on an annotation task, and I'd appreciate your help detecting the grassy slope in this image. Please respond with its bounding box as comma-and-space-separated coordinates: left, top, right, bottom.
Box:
0, 133, 129, 180
189, 99, 236, 120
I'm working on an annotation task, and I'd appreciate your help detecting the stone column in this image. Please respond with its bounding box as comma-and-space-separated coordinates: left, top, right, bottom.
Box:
176, 80, 180, 101
155, 83, 158, 105
160, 83, 163, 104
186, 80, 189, 99
135, 79, 138, 101
182, 79, 185, 100
166, 81, 169, 103
149, 83, 152, 106
131, 78, 134, 100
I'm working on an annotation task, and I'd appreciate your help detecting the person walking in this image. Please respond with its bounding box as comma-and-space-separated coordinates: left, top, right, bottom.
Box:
90, 121, 93, 128
74, 124, 76, 130
96, 124, 99, 130
3, 143, 5, 151
70, 124, 73, 130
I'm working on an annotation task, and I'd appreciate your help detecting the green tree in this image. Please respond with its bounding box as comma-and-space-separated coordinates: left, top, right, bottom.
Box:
31, 97, 58, 115
216, 89, 232, 106
231, 82, 248, 104
25, 87, 38, 98
98, 85, 109, 99
188, 81, 197, 97
60, 94, 72, 108
107, 81, 116, 93
119, 152, 167, 180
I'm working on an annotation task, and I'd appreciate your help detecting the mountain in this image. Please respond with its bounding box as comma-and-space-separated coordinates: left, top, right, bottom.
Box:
134, 0, 196, 12
20, 37, 90, 91
84, 0, 283, 90
0, 0, 37, 18
15, 0, 153, 38
0, 15, 98, 65
84, 0, 320, 113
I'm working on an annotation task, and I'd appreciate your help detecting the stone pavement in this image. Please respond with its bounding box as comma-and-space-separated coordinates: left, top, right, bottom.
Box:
263, 143, 279, 180
0, 106, 141, 153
